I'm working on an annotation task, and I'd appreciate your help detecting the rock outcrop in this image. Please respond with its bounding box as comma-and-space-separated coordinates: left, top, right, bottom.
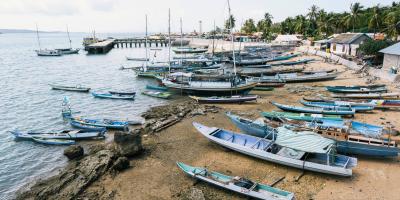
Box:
63, 145, 84, 160
114, 130, 142, 157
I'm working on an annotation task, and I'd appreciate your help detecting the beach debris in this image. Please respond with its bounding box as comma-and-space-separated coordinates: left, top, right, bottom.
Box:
286, 84, 320, 94
63, 145, 84, 160
111, 157, 130, 172
114, 130, 143, 157
188, 188, 205, 200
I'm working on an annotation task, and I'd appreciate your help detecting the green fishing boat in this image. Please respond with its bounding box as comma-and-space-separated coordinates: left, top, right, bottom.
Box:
261, 111, 342, 121
142, 90, 171, 99
252, 87, 274, 91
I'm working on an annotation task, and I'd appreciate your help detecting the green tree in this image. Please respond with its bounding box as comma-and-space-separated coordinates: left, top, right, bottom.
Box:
344, 2, 364, 32
224, 15, 236, 32
369, 5, 382, 37
384, 7, 400, 40
257, 12, 274, 40
241, 18, 257, 34
358, 38, 392, 56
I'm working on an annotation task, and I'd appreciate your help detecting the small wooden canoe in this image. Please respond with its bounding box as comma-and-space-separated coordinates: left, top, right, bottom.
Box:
109, 90, 136, 95
189, 95, 257, 104
271, 102, 355, 115
142, 90, 171, 99
177, 162, 295, 200
261, 111, 342, 121
92, 92, 135, 100
32, 137, 75, 145
49, 84, 90, 92
71, 117, 129, 130
10, 129, 106, 140
252, 87, 274, 91
146, 84, 168, 91
332, 93, 400, 99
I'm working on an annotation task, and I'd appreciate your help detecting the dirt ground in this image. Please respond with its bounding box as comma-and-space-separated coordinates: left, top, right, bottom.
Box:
85, 55, 400, 200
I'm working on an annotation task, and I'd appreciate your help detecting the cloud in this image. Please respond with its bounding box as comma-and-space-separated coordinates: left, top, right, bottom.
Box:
87, 0, 119, 12
0, 0, 80, 16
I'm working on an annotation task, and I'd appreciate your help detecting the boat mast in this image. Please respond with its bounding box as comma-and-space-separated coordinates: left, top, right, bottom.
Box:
180, 17, 183, 64
66, 25, 72, 49
168, 8, 171, 73
227, 0, 236, 76
212, 20, 216, 57
35, 24, 41, 50
145, 14, 148, 68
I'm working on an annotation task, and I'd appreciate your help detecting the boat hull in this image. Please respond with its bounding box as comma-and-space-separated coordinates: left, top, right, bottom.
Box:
337, 141, 399, 157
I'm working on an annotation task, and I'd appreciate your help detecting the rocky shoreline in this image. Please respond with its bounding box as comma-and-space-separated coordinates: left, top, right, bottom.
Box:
16, 99, 216, 200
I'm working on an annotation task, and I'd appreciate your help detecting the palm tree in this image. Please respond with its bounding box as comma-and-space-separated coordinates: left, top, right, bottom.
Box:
345, 2, 364, 32
294, 15, 307, 35
317, 10, 333, 37
384, 8, 400, 40
308, 5, 319, 22
369, 5, 381, 37
264, 13, 273, 28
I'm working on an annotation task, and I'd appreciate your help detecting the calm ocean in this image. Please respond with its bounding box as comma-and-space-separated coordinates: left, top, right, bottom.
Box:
0, 32, 170, 199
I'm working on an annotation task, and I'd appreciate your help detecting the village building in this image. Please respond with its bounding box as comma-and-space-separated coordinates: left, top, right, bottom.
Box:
329, 33, 370, 56
379, 42, 400, 73
273, 34, 302, 46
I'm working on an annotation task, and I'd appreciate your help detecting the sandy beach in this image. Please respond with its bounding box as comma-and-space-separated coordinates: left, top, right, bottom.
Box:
64, 54, 400, 200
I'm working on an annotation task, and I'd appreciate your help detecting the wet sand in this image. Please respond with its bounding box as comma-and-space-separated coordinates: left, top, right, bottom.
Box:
82, 54, 400, 199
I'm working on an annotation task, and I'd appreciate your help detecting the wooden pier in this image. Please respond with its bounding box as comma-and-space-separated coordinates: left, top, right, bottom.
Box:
85, 39, 115, 54
114, 38, 169, 48
84, 38, 170, 54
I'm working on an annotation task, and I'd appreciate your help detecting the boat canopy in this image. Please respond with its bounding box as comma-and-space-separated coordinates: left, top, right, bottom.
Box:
170, 72, 193, 77
275, 127, 335, 154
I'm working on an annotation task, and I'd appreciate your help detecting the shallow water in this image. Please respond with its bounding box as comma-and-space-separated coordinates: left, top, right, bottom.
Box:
0, 32, 170, 199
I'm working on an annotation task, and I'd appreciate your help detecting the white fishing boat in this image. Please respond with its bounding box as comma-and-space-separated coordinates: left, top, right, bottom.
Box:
193, 122, 357, 176
34, 24, 61, 56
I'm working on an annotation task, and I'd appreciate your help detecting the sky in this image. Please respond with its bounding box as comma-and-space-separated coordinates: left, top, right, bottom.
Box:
0, 0, 395, 33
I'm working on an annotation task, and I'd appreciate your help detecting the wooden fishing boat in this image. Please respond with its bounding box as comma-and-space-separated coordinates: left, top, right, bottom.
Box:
256, 83, 285, 88
173, 47, 208, 54
109, 90, 136, 95
10, 129, 106, 140
177, 162, 295, 200
247, 72, 341, 83
71, 117, 129, 130
234, 54, 300, 66
238, 66, 304, 77
271, 102, 355, 116
332, 93, 400, 99
146, 84, 168, 91
36, 49, 61, 56
303, 97, 400, 109
252, 87, 274, 91
32, 137, 75, 145
232, 116, 399, 157
142, 90, 172, 99
299, 100, 375, 112
189, 95, 257, 104
161, 79, 257, 96
226, 112, 275, 138
92, 92, 135, 100
126, 56, 149, 61
261, 111, 342, 121
49, 84, 90, 92
326, 85, 387, 93
270, 58, 315, 66
56, 48, 79, 55
193, 122, 357, 176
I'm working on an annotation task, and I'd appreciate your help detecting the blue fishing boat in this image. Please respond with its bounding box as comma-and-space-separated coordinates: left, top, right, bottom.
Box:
92, 92, 135, 100
229, 113, 398, 157
326, 85, 387, 93
32, 137, 75, 145
261, 111, 342, 121
146, 84, 168, 91
271, 102, 355, 116
71, 117, 129, 130
299, 100, 375, 112
193, 122, 357, 176
9, 129, 106, 140
177, 162, 295, 200
226, 112, 274, 138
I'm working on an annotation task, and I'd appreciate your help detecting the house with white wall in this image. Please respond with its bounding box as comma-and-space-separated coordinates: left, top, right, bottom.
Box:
379, 42, 400, 72
329, 33, 370, 56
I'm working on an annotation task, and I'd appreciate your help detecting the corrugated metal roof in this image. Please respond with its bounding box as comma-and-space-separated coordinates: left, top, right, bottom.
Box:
275, 127, 335, 154
329, 33, 368, 44
274, 35, 301, 42
379, 42, 400, 55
